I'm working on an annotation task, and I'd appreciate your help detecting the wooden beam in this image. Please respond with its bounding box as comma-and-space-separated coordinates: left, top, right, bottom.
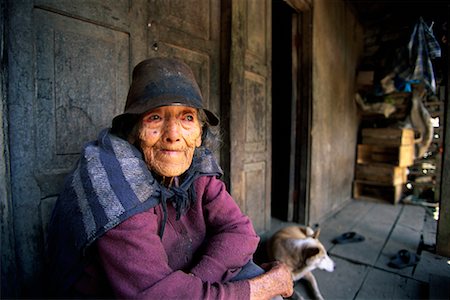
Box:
1, 1, 18, 297
284, 0, 312, 12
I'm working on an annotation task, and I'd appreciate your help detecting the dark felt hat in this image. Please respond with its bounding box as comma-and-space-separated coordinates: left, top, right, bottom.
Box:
112, 57, 219, 134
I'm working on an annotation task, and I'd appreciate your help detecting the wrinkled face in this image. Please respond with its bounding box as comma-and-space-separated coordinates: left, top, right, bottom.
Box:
138, 105, 202, 177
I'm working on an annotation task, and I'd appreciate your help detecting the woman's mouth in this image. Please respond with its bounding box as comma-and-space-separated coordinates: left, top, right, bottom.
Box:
159, 149, 183, 156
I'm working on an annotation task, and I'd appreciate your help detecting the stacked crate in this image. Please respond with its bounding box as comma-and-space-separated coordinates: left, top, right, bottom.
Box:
353, 128, 415, 204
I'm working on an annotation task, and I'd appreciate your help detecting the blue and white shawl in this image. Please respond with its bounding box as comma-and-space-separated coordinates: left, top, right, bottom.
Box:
46, 128, 222, 294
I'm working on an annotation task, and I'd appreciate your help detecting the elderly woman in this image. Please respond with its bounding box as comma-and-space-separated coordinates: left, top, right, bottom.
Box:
46, 57, 293, 299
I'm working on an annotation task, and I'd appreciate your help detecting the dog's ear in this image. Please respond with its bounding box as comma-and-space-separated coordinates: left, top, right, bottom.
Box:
299, 226, 310, 236
313, 228, 321, 239
303, 227, 315, 237
303, 247, 320, 259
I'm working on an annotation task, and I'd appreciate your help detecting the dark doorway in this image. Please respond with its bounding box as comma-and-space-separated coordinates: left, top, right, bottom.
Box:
271, 0, 293, 221
271, 0, 312, 224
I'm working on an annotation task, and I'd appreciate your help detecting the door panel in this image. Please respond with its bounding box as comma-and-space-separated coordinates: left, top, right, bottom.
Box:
149, 0, 211, 40
147, 0, 220, 119
247, 0, 267, 60
35, 0, 131, 29
230, 0, 272, 233
7, 0, 147, 295
35, 8, 129, 178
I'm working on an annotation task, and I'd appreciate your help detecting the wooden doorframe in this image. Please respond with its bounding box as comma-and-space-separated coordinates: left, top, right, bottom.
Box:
226, 0, 272, 233
219, 0, 232, 188
1, 1, 18, 297
292, 10, 312, 225
288, 13, 299, 222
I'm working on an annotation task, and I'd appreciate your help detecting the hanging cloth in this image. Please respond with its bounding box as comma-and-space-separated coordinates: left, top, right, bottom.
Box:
395, 17, 441, 94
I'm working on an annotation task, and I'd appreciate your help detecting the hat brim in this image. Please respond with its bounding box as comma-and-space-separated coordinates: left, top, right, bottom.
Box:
122, 93, 219, 127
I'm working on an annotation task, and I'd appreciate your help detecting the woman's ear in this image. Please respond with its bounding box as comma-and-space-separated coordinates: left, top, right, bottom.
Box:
196, 130, 202, 147
127, 118, 142, 145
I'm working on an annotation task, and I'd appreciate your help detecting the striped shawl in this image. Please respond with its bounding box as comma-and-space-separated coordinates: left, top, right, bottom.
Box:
46, 128, 222, 295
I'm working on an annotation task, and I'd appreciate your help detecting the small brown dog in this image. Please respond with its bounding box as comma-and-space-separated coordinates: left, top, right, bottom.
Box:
268, 226, 335, 300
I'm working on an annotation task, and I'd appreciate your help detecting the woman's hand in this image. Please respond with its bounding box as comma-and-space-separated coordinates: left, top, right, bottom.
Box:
248, 261, 294, 300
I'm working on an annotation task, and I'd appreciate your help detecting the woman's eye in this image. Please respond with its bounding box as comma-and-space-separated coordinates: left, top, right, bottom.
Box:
144, 115, 161, 122
150, 114, 162, 121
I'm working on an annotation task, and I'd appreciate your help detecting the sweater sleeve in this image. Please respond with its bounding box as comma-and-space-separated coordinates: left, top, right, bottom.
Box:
96, 210, 250, 299
189, 176, 260, 283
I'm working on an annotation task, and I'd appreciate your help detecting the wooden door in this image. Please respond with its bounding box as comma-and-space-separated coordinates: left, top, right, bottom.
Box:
7, 0, 147, 296
229, 0, 272, 233
147, 0, 221, 135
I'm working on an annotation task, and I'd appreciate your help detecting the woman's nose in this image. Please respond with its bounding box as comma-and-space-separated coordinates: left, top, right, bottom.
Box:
163, 118, 181, 143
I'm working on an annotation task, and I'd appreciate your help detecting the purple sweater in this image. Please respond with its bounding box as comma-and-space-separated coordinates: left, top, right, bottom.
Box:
74, 175, 260, 299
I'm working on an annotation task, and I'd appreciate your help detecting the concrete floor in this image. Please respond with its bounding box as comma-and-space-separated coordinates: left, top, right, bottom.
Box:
256, 200, 450, 300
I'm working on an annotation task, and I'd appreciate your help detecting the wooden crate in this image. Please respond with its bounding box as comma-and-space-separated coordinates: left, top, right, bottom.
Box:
362, 128, 414, 146
353, 180, 404, 204
357, 144, 415, 167
355, 164, 407, 185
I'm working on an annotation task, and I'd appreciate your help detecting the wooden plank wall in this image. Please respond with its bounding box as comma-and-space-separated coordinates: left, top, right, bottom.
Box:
309, 0, 364, 224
